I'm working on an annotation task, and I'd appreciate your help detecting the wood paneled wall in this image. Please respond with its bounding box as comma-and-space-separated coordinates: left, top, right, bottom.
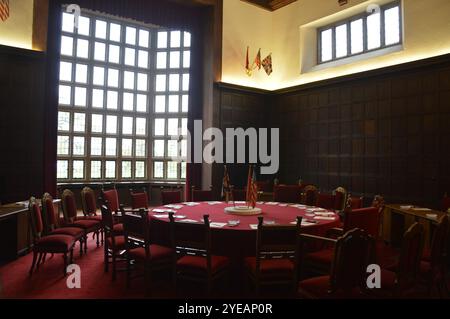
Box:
0, 45, 46, 203
212, 83, 270, 191
217, 54, 450, 208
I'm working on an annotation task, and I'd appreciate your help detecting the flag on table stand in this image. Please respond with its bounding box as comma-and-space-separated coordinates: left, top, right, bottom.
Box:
245, 165, 258, 208
221, 165, 232, 202
262, 53, 273, 76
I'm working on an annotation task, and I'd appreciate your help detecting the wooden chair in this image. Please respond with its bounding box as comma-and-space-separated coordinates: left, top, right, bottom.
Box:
129, 188, 149, 209
169, 212, 230, 295
28, 197, 75, 276
161, 189, 183, 205
298, 228, 375, 299
244, 216, 302, 296
301, 185, 319, 206
80, 187, 104, 245
374, 222, 425, 298
302, 196, 383, 275
41, 193, 86, 256
122, 209, 173, 292
100, 204, 127, 281
61, 189, 102, 251
333, 187, 347, 212
191, 186, 213, 202
350, 195, 364, 209
273, 184, 303, 203
80, 187, 102, 221
100, 187, 125, 235
419, 215, 449, 297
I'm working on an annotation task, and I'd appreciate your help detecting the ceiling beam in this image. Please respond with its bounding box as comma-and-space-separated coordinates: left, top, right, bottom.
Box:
241, 0, 297, 11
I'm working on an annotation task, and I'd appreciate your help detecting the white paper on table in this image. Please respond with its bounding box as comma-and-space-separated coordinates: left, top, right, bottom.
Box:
179, 219, 199, 223
153, 214, 169, 218
400, 205, 413, 210
256, 201, 265, 205
249, 224, 258, 230
234, 201, 246, 204
291, 220, 317, 227
314, 212, 335, 217
265, 202, 279, 205
183, 202, 200, 206
313, 216, 336, 221
207, 201, 222, 205
210, 222, 227, 228
412, 208, 432, 211
279, 204, 288, 207
152, 208, 175, 213
173, 215, 187, 219
164, 204, 183, 209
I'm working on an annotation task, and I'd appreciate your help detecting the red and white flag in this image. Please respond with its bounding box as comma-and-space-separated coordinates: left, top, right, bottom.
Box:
0, 0, 10, 22
246, 165, 258, 208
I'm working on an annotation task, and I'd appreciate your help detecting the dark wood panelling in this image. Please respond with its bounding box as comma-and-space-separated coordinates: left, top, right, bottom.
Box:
217, 54, 450, 208
0, 46, 46, 204
271, 55, 450, 208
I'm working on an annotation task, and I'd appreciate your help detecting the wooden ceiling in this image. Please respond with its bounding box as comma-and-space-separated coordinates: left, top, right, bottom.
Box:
241, 0, 298, 11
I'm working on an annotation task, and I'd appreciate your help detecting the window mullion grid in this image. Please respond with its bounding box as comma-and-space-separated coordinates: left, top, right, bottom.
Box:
380, 6, 386, 47
331, 27, 336, 60
362, 15, 368, 53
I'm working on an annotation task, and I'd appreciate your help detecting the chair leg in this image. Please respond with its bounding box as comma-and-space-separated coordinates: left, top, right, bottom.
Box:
104, 243, 109, 273
63, 253, 68, 276
36, 253, 43, 269
79, 238, 83, 256
84, 234, 88, 254
112, 251, 117, 281
96, 230, 100, 247
29, 251, 38, 276
70, 248, 74, 264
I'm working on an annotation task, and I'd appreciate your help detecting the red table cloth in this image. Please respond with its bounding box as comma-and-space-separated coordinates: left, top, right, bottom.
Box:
149, 202, 340, 257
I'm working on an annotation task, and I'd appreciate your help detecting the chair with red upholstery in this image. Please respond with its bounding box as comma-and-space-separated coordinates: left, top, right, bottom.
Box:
100, 186, 125, 235
419, 215, 449, 297
41, 193, 86, 256
81, 187, 104, 245
317, 193, 336, 210
350, 195, 364, 209
101, 204, 127, 281
28, 197, 76, 276
298, 228, 374, 299
333, 187, 347, 212
303, 198, 383, 275
245, 216, 302, 296
123, 209, 173, 292
255, 180, 272, 193
161, 189, 183, 205
372, 222, 425, 298
80, 187, 102, 221
301, 185, 319, 206
273, 184, 303, 203
61, 189, 102, 251
191, 186, 213, 202
169, 212, 230, 295
129, 188, 149, 209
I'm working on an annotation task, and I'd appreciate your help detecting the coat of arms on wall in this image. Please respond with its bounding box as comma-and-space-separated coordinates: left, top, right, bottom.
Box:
0, 0, 9, 22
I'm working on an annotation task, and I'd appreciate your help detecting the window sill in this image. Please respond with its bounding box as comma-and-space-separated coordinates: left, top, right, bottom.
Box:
304, 44, 404, 74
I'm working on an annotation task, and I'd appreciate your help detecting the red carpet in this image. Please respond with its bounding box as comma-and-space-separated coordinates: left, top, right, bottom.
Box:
0, 237, 173, 299
1, 236, 448, 299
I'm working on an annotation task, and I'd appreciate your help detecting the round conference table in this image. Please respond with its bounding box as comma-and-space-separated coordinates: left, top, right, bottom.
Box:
149, 201, 341, 257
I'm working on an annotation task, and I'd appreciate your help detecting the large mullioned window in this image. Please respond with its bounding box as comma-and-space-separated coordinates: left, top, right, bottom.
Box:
57, 9, 189, 182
